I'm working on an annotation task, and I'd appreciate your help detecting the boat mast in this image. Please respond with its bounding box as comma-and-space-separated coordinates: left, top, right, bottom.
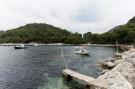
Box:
133, 39, 135, 48
116, 40, 118, 54
61, 50, 68, 69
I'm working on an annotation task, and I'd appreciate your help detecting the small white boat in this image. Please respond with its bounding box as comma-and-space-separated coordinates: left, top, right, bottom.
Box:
14, 44, 27, 49
75, 47, 90, 55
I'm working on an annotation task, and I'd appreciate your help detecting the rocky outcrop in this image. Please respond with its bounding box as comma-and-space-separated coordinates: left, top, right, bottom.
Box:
98, 71, 133, 89
98, 48, 135, 89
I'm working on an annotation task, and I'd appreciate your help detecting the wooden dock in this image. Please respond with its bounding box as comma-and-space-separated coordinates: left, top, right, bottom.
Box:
63, 69, 108, 89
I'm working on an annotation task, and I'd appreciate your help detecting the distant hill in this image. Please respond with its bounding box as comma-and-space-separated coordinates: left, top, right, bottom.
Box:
108, 25, 124, 32
1, 17, 135, 44
0, 23, 84, 44
106, 16, 135, 44
83, 16, 135, 44
109, 16, 135, 32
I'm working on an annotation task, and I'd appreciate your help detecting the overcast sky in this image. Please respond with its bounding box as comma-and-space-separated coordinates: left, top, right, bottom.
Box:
0, 0, 135, 33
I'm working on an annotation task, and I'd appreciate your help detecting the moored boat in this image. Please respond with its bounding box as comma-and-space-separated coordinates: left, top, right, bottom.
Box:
14, 44, 27, 49
75, 47, 90, 55
115, 41, 122, 59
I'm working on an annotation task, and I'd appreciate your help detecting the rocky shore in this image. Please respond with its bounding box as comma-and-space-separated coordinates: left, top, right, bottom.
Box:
97, 48, 135, 89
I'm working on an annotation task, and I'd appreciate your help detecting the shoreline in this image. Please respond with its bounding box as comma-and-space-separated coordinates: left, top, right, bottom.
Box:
97, 48, 135, 89
0, 43, 133, 47
2, 43, 134, 88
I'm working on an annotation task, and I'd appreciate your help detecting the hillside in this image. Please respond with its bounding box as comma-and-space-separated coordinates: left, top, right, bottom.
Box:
1, 17, 135, 44
83, 16, 135, 44
108, 25, 124, 32
0, 23, 84, 44
106, 16, 135, 44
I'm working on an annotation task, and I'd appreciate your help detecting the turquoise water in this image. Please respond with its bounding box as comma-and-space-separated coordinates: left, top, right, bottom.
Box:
0, 46, 115, 89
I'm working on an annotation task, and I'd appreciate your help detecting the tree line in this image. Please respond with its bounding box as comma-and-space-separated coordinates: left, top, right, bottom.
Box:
0, 16, 135, 44
0, 23, 84, 44
83, 16, 135, 44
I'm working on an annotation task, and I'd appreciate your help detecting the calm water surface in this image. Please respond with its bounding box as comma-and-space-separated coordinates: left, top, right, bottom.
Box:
0, 46, 115, 89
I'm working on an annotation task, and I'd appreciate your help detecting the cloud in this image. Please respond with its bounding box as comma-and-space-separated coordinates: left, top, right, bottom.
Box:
0, 0, 135, 33
74, 9, 100, 23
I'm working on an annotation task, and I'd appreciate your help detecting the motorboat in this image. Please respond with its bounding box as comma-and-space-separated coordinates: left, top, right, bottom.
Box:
75, 47, 90, 55
14, 44, 27, 49
75, 50, 90, 55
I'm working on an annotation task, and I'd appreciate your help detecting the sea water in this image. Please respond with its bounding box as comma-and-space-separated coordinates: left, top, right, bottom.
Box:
0, 46, 115, 89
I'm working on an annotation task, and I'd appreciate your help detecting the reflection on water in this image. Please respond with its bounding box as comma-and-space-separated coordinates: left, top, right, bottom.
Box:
0, 46, 115, 89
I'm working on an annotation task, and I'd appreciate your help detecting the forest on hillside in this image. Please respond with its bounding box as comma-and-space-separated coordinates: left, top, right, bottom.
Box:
0, 16, 135, 44
84, 16, 135, 44
0, 23, 84, 44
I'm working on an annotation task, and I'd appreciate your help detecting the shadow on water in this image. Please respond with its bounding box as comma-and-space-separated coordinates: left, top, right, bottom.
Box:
37, 77, 85, 89
63, 79, 84, 89
80, 54, 91, 57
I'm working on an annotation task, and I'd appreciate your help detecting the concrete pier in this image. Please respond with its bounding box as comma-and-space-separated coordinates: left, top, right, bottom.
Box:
63, 69, 108, 89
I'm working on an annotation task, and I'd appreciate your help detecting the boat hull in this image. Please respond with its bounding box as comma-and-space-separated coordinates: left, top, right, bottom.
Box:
14, 46, 27, 49
75, 51, 90, 55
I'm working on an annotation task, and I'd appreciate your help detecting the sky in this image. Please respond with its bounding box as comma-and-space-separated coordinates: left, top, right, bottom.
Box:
0, 0, 135, 33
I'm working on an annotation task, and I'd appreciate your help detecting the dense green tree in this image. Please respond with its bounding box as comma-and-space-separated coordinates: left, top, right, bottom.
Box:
0, 23, 86, 44
83, 16, 135, 44
83, 32, 92, 42
1, 16, 135, 44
